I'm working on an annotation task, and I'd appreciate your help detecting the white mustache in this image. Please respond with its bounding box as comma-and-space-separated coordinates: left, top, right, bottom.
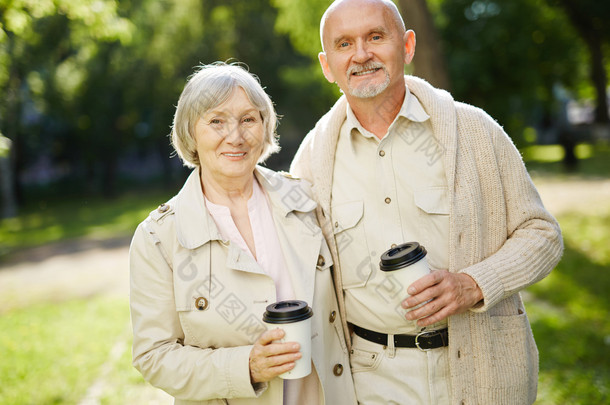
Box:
347, 62, 386, 76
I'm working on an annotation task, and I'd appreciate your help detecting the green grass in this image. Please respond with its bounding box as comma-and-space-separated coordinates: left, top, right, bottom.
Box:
527, 207, 610, 404
0, 296, 132, 405
0, 188, 174, 259
522, 142, 610, 178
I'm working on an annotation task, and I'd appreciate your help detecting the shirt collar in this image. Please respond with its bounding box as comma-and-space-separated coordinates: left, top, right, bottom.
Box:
345, 85, 430, 138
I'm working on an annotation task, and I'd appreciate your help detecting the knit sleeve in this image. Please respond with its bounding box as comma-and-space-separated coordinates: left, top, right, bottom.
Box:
460, 121, 564, 312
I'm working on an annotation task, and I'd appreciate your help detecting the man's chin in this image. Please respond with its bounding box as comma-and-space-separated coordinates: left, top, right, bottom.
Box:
348, 84, 389, 99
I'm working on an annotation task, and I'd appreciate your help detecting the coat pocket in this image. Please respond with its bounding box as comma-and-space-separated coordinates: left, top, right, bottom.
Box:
331, 200, 374, 288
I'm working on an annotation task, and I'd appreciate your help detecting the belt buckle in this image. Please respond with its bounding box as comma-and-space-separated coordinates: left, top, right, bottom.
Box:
415, 330, 434, 352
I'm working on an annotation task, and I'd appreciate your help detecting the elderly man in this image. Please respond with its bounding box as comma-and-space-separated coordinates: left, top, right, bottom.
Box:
290, 0, 563, 404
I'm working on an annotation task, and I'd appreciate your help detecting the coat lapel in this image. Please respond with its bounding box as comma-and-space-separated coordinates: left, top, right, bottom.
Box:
256, 167, 321, 306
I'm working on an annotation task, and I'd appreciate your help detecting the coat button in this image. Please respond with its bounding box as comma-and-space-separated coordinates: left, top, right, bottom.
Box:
317, 255, 326, 267
195, 297, 208, 311
157, 203, 169, 213
329, 310, 337, 323
333, 364, 343, 376
379, 150, 385, 157
384, 197, 391, 204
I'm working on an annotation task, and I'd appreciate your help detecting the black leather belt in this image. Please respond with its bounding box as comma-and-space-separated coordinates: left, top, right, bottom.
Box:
353, 324, 449, 351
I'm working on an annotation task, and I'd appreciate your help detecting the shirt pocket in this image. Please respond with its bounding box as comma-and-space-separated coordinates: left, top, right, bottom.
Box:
414, 187, 450, 268
414, 186, 450, 215
331, 200, 374, 289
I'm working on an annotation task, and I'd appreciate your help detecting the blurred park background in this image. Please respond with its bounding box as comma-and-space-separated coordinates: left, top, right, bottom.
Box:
0, 0, 609, 403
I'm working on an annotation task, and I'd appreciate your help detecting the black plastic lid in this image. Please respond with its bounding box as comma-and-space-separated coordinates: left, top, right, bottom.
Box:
263, 300, 313, 324
379, 242, 427, 271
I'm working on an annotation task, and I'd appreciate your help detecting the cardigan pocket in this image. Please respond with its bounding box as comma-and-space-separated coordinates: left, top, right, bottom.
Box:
331, 200, 374, 288
478, 312, 538, 391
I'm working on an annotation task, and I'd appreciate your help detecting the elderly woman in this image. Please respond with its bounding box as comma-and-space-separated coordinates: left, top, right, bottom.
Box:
129, 63, 356, 405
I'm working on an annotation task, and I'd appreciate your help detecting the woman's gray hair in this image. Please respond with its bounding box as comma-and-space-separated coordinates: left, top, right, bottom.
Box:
171, 62, 280, 168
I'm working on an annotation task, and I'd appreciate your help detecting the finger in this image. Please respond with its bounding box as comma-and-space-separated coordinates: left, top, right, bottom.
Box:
261, 341, 301, 357
402, 281, 442, 310
256, 328, 286, 346
250, 348, 302, 383
263, 359, 298, 378
407, 269, 448, 296
416, 305, 452, 327
405, 294, 445, 321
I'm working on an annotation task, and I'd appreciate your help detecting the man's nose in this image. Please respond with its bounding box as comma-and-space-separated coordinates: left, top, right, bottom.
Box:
353, 40, 372, 63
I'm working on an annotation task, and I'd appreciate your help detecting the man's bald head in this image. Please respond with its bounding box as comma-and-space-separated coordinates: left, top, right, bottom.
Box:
320, 0, 406, 51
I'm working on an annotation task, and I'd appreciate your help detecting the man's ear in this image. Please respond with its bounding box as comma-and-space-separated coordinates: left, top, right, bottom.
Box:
318, 52, 335, 83
404, 30, 416, 65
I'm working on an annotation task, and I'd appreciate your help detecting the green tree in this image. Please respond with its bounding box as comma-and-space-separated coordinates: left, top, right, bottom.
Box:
436, 0, 585, 144
0, 0, 132, 213
546, 0, 610, 123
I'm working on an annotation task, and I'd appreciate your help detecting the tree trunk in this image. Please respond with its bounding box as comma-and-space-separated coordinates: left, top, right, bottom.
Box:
397, 0, 451, 91
587, 35, 609, 123
555, 0, 609, 123
0, 138, 17, 218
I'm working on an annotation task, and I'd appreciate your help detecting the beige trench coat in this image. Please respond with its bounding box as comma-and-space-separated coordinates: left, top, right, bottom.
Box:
129, 166, 356, 405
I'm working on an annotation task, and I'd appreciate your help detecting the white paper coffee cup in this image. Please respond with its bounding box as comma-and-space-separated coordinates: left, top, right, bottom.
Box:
379, 242, 431, 322
262, 300, 313, 379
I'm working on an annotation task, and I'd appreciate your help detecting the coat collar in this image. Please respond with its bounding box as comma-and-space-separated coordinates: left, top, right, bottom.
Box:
174, 166, 317, 250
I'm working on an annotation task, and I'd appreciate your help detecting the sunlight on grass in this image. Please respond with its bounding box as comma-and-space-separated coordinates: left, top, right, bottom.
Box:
526, 205, 610, 404
522, 144, 565, 162
0, 297, 130, 404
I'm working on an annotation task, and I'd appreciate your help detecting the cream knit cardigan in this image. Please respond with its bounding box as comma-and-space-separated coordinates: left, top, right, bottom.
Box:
290, 76, 563, 404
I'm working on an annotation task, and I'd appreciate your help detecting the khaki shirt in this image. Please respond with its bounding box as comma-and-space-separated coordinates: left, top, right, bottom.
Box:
331, 88, 449, 334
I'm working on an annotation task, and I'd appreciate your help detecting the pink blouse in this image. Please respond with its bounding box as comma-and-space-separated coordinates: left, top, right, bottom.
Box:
204, 178, 295, 302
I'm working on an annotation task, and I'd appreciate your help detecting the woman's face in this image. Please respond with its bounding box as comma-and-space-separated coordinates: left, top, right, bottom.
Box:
194, 87, 265, 185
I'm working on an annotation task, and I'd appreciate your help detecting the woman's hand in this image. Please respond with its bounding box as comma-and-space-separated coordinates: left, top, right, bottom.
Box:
249, 328, 302, 383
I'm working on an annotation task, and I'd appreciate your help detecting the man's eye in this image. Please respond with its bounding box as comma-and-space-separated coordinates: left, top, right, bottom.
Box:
340, 41, 350, 48
372, 35, 381, 40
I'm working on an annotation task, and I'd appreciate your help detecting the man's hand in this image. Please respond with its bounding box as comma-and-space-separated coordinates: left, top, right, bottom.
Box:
402, 270, 483, 327
249, 328, 301, 383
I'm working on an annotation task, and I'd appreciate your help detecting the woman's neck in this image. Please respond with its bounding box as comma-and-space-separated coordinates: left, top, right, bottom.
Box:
200, 171, 255, 207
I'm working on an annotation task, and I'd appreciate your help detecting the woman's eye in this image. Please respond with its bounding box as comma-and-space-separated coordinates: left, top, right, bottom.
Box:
243, 116, 257, 124
209, 118, 222, 125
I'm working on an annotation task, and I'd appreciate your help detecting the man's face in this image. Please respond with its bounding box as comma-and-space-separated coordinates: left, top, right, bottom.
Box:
319, 0, 414, 100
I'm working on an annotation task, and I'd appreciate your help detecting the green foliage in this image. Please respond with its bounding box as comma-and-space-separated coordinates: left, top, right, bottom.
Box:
436, 0, 587, 144
0, 296, 130, 405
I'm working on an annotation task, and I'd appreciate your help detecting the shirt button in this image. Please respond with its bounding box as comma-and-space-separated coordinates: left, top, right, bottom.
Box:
379, 150, 385, 157
333, 364, 344, 376
329, 310, 337, 323
317, 255, 326, 267
385, 197, 391, 204
195, 297, 209, 311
